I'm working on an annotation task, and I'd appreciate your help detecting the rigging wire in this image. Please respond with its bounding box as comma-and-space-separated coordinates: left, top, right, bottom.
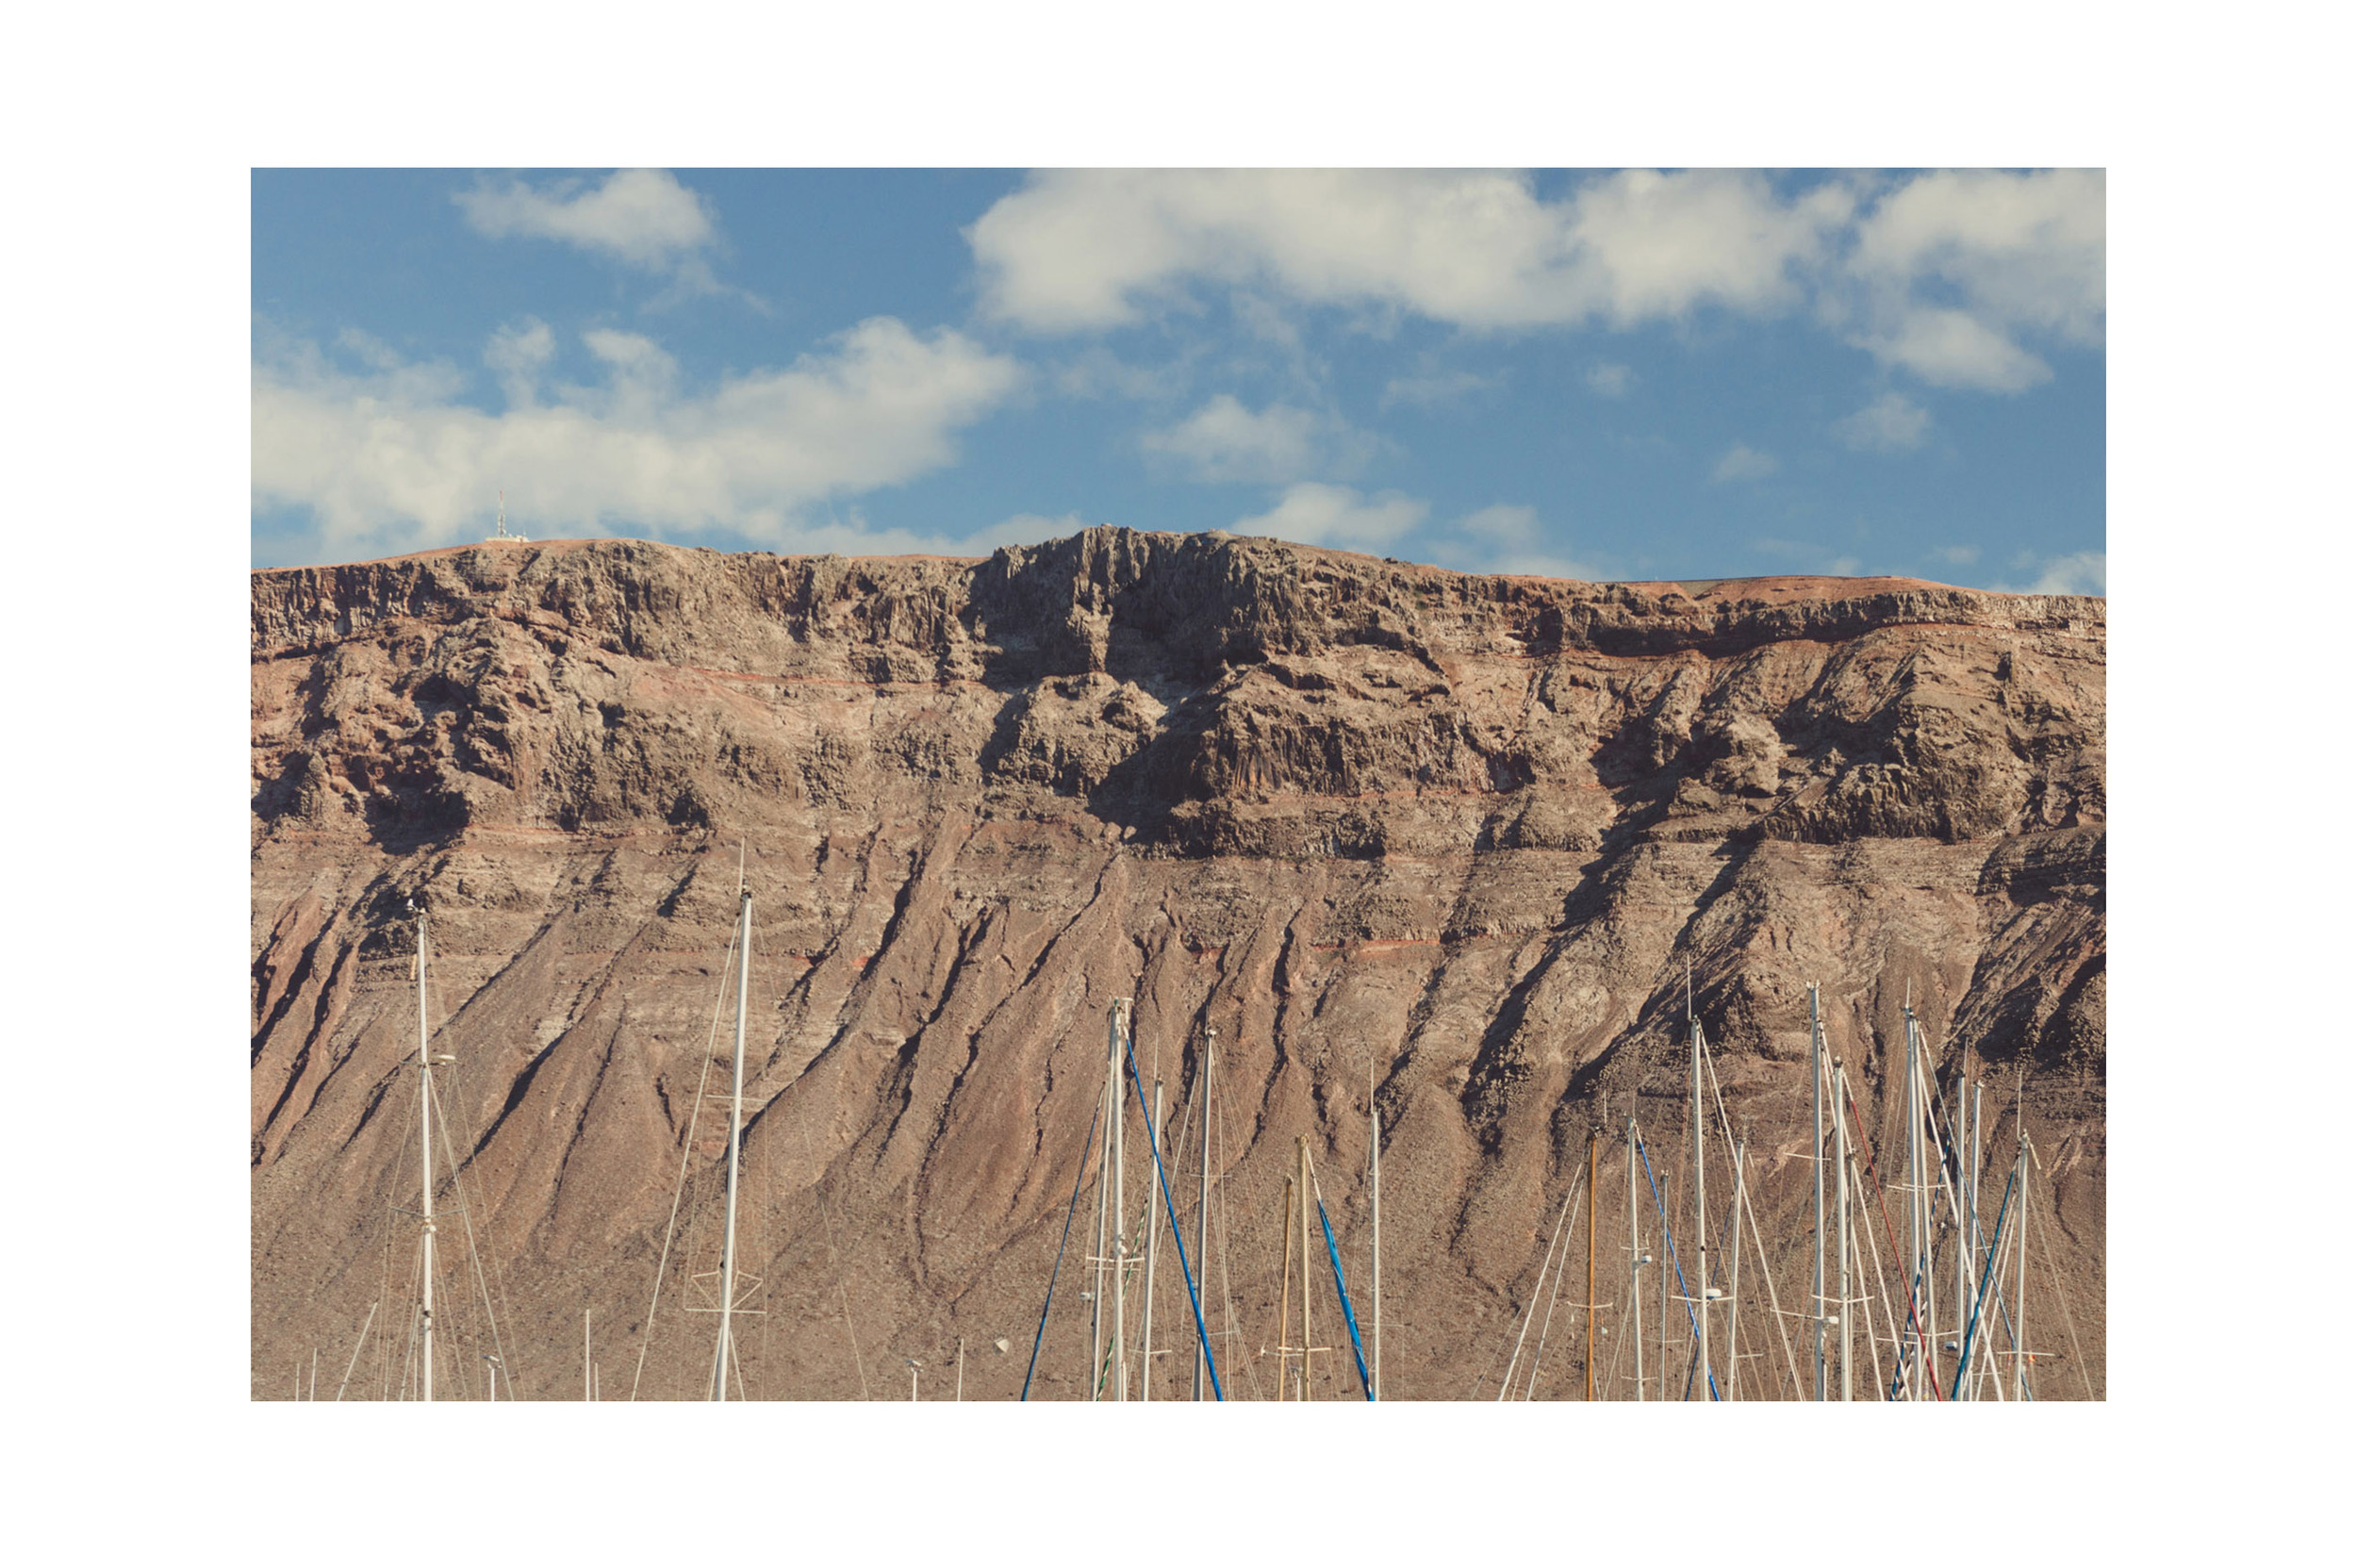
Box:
1947, 1161, 2019, 1400
1520, 1175, 1589, 1400
629, 913, 738, 1400
1208, 1047, 1261, 1401
1844, 1081, 1944, 1400
1696, 1038, 1808, 1400
1304, 1155, 1375, 1401
1120, 1023, 1224, 1399
1020, 1086, 1103, 1401
1632, 1126, 1720, 1401
1497, 1164, 1584, 1399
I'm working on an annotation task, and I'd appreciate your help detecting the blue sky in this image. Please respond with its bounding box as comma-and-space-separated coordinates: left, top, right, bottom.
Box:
252, 169, 2102, 591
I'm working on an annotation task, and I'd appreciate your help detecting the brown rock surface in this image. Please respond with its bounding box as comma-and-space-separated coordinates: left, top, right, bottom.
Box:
251, 528, 2105, 1400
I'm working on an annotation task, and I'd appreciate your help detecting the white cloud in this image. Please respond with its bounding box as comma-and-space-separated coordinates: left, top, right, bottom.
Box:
1231, 482, 1426, 551
1994, 550, 2105, 596
1712, 443, 1779, 482
253, 317, 1025, 558
1936, 544, 1981, 566
969, 169, 1843, 334
1141, 394, 1376, 484
1840, 169, 2103, 392
970, 168, 2102, 402
484, 318, 555, 408
1832, 390, 1932, 451
455, 170, 717, 271
1865, 306, 2052, 392
1585, 361, 1632, 398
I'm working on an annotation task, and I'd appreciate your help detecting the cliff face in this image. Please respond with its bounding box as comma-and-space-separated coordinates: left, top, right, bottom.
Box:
251, 529, 2106, 1400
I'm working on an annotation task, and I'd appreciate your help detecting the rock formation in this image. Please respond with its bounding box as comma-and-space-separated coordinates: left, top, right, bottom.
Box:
251, 528, 2105, 1400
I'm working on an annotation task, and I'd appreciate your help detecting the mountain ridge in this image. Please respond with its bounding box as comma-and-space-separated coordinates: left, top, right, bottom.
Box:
251, 527, 2105, 1400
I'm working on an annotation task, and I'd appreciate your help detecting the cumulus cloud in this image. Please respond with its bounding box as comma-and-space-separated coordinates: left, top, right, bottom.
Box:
1231, 482, 1426, 551
484, 318, 556, 407
1832, 390, 1932, 451
455, 169, 717, 270
970, 168, 2102, 401
1141, 394, 1376, 483
1839, 169, 2103, 391
1712, 443, 1779, 482
970, 169, 1845, 334
253, 317, 1024, 558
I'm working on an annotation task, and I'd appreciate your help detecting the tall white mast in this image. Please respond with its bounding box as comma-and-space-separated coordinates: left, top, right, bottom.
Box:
1834, 1059, 1853, 1401
1088, 1021, 1112, 1400
1108, 1000, 1129, 1402
712, 881, 751, 1401
1627, 1112, 1643, 1402
1810, 984, 1826, 1402
1140, 1073, 1162, 1402
2015, 1114, 2032, 1400
1964, 1079, 1984, 1400
415, 901, 436, 1403
1904, 1004, 1925, 1400
1369, 1056, 1381, 1403
1952, 1083, 1968, 1398
1690, 1014, 1710, 1400
1194, 1032, 1213, 1402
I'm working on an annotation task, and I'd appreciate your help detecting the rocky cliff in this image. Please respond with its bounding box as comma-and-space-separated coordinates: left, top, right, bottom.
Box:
251, 528, 2105, 1400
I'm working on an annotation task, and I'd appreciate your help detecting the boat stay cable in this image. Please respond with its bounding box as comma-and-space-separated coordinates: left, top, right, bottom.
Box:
1021, 1087, 1104, 1401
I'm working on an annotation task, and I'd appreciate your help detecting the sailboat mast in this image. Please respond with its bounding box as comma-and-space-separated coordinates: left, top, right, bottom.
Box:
1811, 984, 1825, 1402
1108, 1000, 1128, 1403
1835, 1059, 1853, 1402
1628, 1115, 1642, 1402
1904, 1005, 1924, 1400
1966, 1079, 1984, 1400
1088, 1019, 1113, 1401
1952, 1084, 1967, 1399
713, 883, 751, 1401
416, 905, 436, 1404
1298, 1136, 1313, 1402
1370, 1058, 1381, 1403
1195, 1032, 1214, 1402
1691, 1015, 1709, 1400
1585, 1129, 1597, 1402
1277, 1176, 1295, 1401
1140, 1074, 1162, 1402
2015, 1118, 2032, 1400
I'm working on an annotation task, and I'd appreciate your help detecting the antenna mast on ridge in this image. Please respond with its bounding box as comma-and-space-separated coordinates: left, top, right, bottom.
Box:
489, 489, 529, 544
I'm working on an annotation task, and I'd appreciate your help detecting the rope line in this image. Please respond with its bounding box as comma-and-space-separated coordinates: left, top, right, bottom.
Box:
1022, 1088, 1103, 1402
1948, 1163, 2018, 1401
1632, 1127, 1720, 1401
1122, 1025, 1224, 1400
1310, 1185, 1375, 1401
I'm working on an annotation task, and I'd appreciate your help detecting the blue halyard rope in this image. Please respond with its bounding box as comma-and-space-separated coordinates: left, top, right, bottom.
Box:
1123, 1028, 1225, 1401
1633, 1128, 1722, 1402
1314, 1193, 1375, 1401
1019, 1088, 1103, 1402
1947, 1163, 2019, 1402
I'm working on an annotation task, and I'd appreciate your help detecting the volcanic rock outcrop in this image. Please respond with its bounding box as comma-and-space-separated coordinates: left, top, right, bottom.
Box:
251, 528, 2105, 1400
